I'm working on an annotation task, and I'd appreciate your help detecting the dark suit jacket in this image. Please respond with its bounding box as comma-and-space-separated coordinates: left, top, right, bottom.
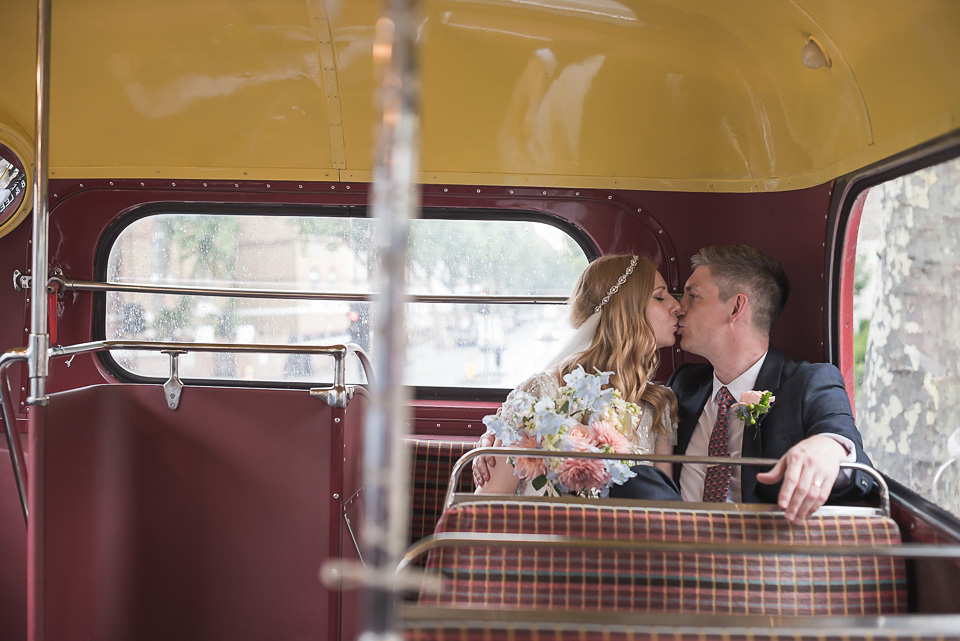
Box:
667, 346, 874, 504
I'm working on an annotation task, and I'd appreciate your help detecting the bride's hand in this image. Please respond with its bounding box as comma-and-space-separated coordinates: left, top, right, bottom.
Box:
471, 431, 497, 486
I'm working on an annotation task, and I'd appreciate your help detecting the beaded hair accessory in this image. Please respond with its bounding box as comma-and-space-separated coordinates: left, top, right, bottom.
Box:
594, 255, 639, 314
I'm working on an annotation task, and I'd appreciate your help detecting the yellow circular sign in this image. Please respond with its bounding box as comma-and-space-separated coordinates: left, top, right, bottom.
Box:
0, 121, 33, 240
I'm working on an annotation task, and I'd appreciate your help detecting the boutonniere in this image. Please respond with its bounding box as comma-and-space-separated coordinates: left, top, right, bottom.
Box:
733, 390, 775, 439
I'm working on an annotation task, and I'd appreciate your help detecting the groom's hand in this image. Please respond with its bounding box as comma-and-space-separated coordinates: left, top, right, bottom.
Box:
756, 435, 847, 523
471, 431, 497, 486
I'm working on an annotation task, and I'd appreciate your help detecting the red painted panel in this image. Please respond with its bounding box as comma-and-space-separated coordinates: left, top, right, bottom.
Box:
339, 387, 367, 641
627, 186, 836, 366
411, 400, 499, 438
41, 384, 346, 641
35, 179, 833, 397
26, 405, 45, 641
891, 499, 960, 613
838, 190, 869, 412
0, 436, 27, 641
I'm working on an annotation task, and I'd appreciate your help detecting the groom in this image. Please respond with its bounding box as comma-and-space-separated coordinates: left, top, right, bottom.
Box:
671, 244, 874, 521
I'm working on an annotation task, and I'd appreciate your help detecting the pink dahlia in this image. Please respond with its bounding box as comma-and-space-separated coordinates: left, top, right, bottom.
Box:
512, 432, 547, 480
557, 457, 611, 494
592, 418, 633, 454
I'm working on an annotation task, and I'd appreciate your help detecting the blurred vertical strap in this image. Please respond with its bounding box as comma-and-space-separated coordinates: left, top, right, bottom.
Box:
361, 1, 421, 640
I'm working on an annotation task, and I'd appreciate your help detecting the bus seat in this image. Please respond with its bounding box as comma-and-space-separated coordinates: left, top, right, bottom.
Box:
408, 438, 476, 546
418, 500, 907, 616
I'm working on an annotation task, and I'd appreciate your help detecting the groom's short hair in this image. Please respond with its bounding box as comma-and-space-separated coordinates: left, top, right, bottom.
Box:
691, 245, 790, 332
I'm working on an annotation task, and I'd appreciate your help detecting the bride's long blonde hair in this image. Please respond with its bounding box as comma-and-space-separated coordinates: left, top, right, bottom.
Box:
557, 254, 677, 437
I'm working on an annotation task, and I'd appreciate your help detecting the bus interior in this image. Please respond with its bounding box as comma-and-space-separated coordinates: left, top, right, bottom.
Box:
1, 1, 959, 640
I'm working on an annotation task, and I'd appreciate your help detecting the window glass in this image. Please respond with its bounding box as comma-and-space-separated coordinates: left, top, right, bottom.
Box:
105, 212, 588, 388
853, 157, 960, 516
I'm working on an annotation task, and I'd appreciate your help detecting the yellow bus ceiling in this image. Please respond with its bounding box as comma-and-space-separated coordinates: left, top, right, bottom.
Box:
1, 0, 958, 192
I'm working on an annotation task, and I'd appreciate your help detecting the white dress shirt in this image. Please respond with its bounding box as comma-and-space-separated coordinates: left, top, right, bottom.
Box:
679, 351, 856, 503
679, 353, 767, 502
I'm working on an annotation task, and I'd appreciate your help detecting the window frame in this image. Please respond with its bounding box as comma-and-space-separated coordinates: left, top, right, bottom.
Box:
93, 201, 598, 400
826, 132, 960, 392
825, 131, 960, 525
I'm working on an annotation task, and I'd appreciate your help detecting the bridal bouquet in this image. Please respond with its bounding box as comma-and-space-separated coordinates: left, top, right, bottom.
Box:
481, 365, 641, 498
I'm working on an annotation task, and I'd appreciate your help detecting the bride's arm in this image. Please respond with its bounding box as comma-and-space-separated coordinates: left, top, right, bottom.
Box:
473, 437, 521, 494
654, 402, 678, 477
473, 371, 559, 492
653, 434, 673, 477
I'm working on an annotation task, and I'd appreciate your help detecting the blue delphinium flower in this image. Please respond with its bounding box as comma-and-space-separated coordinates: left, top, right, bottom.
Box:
482, 413, 517, 443
533, 408, 568, 438
562, 366, 614, 415
607, 460, 638, 486
589, 386, 617, 417
503, 389, 536, 418
533, 395, 556, 414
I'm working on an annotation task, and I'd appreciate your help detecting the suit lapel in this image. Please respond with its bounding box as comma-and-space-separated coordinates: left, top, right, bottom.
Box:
740, 347, 785, 500
753, 346, 785, 391
677, 379, 712, 450
675, 375, 713, 486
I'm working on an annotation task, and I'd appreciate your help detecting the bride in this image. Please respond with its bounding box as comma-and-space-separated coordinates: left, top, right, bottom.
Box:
473, 254, 683, 498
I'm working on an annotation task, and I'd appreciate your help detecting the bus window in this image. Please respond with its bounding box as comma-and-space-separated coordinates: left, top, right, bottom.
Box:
104, 211, 588, 389
853, 157, 960, 516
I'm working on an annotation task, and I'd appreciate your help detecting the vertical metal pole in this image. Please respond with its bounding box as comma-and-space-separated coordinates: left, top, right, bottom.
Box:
28, 2, 52, 640
360, 1, 419, 639
29, 0, 52, 407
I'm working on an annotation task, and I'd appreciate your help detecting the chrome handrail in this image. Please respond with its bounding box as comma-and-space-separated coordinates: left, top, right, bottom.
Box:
448, 447, 890, 516
0, 349, 29, 524
398, 604, 960, 635
49, 339, 374, 392
932, 458, 959, 506
49, 276, 568, 306
398, 531, 960, 573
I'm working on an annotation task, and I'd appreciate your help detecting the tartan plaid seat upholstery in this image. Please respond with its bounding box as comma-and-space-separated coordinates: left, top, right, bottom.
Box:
409, 438, 476, 546
419, 500, 907, 615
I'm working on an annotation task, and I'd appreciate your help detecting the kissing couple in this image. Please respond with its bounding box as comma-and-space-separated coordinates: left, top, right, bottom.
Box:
473, 245, 875, 522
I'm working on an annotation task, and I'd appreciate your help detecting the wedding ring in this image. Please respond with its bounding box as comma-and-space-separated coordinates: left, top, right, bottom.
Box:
813, 479, 823, 488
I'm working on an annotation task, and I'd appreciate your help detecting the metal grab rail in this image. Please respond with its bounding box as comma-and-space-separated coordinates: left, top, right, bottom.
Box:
447, 447, 890, 516
398, 604, 960, 636
51, 339, 373, 393
0, 350, 29, 524
933, 457, 959, 506
46, 275, 568, 306
932, 428, 960, 507
398, 531, 960, 573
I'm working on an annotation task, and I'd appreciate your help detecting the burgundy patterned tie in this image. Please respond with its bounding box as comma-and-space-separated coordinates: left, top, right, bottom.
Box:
702, 386, 735, 502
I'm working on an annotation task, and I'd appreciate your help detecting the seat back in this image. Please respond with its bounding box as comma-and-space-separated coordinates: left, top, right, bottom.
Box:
420, 500, 907, 615
408, 438, 476, 545
40, 383, 364, 641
